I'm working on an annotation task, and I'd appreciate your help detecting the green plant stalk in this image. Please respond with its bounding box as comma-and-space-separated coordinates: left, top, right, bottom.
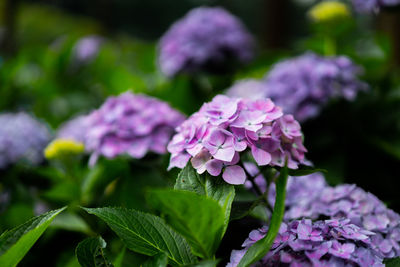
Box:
237, 164, 288, 267
324, 35, 336, 56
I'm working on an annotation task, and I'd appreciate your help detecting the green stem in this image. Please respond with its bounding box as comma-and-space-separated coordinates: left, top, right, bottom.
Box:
237, 164, 289, 267
324, 35, 336, 56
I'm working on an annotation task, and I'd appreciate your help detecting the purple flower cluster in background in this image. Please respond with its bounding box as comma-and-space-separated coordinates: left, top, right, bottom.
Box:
228, 218, 384, 267
226, 80, 266, 101
352, 0, 400, 13
225, 52, 367, 122
0, 112, 51, 169
158, 7, 255, 77
85, 92, 185, 165
72, 35, 103, 63
56, 115, 90, 144
167, 95, 307, 185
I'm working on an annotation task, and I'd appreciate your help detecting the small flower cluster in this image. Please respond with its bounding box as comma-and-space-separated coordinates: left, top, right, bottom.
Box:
228, 219, 384, 267
352, 0, 400, 13
85, 92, 185, 165
44, 139, 85, 160
167, 95, 307, 185
0, 112, 51, 169
158, 7, 255, 77
308, 1, 350, 23
72, 35, 103, 63
225, 53, 367, 122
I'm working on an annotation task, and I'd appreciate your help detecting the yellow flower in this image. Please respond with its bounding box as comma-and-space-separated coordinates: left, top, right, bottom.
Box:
309, 1, 350, 23
44, 138, 85, 160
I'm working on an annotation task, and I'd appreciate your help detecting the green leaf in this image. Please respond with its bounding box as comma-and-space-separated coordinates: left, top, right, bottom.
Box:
174, 164, 235, 235
0, 207, 66, 267
51, 212, 93, 235
141, 253, 168, 267
286, 165, 326, 177
147, 189, 225, 258
237, 164, 289, 267
75, 236, 112, 267
385, 257, 400, 267
185, 259, 220, 267
83, 207, 196, 266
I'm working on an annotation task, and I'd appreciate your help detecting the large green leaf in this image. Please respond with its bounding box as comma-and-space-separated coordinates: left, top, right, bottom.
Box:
75, 236, 112, 267
174, 164, 235, 235
147, 189, 225, 258
0, 207, 66, 267
237, 164, 289, 267
83, 207, 196, 266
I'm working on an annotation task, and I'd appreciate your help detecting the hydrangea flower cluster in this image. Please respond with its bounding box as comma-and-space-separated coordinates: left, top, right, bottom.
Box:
0, 112, 51, 169
309, 184, 400, 258
57, 115, 90, 144
226, 53, 367, 122
246, 169, 400, 259
158, 7, 255, 77
352, 0, 400, 13
228, 218, 384, 267
167, 95, 307, 185
85, 92, 185, 165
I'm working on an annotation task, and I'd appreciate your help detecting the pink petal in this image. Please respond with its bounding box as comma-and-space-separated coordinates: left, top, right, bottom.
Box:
213, 146, 235, 162
222, 165, 246, 185
206, 159, 223, 176
251, 145, 271, 166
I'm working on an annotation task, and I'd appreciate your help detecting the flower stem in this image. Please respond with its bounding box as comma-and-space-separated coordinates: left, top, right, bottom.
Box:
237, 163, 289, 267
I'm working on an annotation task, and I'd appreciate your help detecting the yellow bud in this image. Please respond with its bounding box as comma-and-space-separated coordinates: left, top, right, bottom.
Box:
309, 1, 350, 23
44, 138, 85, 160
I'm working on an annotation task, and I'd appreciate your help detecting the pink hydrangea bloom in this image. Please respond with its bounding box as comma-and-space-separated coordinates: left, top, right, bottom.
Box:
85, 92, 185, 165
167, 95, 307, 185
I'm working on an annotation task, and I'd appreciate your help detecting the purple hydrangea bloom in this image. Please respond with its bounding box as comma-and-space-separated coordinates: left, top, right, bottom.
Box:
167, 95, 307, 185
72, 35, 103, 63
245, 167, 400, 259
158, 7, 255, 77
226, 53, 367, 122
228, 218, 384, 267
310, 184, 400, 258
85, 92, 185, 165
0, 112, 52, 169
56, 115, 90, 144
352, 0, 400, 13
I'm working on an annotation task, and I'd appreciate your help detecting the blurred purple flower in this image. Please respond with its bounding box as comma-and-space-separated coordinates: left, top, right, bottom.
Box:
352, 0, 400, 13
167, 95, 307, 185
158, 7, 255, 77
57, 115, 90, 144
0, 112, 52, 169
226, 79, 266, 101
73, 35, 103, 63
226, 52, 367, 122
85, 92, 185, 165
227, 218, 384, 267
